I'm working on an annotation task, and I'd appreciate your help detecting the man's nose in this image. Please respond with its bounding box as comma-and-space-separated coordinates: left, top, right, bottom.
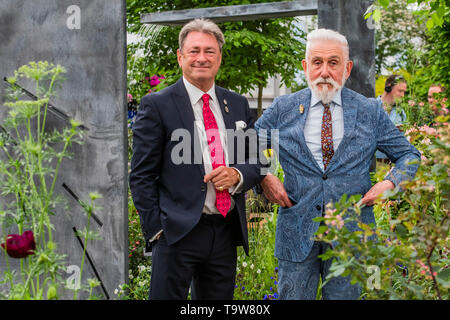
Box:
196, 50, 208, 62
319, 64, 330, 78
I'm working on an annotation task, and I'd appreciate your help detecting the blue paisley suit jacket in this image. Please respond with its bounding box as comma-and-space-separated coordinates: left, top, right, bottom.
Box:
255, 87, 420, 263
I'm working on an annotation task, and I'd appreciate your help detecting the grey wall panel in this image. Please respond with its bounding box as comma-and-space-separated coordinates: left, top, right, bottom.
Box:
0, 0, 127, 299
318, 0, 375, 98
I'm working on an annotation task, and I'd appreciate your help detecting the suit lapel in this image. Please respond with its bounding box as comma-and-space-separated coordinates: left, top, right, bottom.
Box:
172, 79, 205, 176
295, 90, 323, 173
215, 86, 235, 130
327, 87, 358, 171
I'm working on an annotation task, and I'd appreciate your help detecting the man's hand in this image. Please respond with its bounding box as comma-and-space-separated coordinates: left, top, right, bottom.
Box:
260, 174, 293, 208
204, 166, 240, 191
361, 180, 395, 206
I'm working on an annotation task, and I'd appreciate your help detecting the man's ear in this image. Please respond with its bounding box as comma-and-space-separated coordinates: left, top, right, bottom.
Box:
177, 48, 182, 67
345, 60, 353, 79
301, 59, 307, 72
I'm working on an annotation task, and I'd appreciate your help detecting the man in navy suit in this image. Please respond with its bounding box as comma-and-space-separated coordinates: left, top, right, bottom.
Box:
255, 29, 420, 299
130, 19, 263, 300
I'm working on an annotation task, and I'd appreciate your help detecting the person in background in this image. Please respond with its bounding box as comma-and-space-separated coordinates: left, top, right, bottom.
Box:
376, 74, 408, 163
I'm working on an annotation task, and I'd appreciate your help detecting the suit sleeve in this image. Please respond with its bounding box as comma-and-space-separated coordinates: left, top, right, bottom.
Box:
374, 101, 421, 187
129, 95, 164, 243
230, 96, 266, 191
254, 96, 279, 146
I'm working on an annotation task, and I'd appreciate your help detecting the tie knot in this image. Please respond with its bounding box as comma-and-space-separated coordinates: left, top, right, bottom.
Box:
323, 103, 330, 109
202, 93, 210, 104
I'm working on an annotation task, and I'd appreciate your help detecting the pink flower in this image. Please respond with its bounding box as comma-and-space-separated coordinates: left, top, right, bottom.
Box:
405, 127, 417, 135
127, 93, 133, 103
420, 125, 437, 136
419, 102, 425, 107
149, 75, 160, 87
408, 100, 416, 106
1, 231, 36, 259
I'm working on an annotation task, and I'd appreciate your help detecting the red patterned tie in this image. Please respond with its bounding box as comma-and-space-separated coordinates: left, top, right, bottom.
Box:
202, 93, 231, 217
321, 103, 334, 170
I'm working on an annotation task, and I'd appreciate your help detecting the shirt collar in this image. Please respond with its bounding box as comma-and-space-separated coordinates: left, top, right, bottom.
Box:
183, 76, 216, 106
310, 88, 342, 108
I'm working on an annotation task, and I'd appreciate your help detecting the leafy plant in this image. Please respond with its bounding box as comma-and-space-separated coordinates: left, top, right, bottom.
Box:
314, 117, 449, 300
0, 61, 101, 300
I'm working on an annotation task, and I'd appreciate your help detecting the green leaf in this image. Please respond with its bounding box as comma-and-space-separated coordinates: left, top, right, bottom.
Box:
437, 267, 450, 282
332, 266, 346, 277
431, 12, 444, 27
372, 9, 382, 22
315, 225, 328, 235
426, 18, 434, 30
395, 223, 408, 239
378, 0, 389, 9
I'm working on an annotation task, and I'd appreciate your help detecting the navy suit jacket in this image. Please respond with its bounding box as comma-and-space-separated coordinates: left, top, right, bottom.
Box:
255, 87, 421, 262
130, 79, 264, 254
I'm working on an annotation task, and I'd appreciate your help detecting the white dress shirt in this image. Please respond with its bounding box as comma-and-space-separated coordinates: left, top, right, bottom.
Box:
303, 89, 344, 171
183, 77, 244, 215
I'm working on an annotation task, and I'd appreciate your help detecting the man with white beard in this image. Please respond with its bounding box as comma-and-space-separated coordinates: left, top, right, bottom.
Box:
255, 29, 420, 299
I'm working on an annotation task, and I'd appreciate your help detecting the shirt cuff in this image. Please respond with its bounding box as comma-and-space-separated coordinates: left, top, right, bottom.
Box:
229, 168, 244, 195
149, 229, 163, 243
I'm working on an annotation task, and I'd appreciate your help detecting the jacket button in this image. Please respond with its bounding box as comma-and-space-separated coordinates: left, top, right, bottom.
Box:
322, 174, 328, 180
201, 185, 206, 192
316, 205, 321, 211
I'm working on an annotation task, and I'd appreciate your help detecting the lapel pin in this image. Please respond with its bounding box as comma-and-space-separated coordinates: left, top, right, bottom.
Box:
299, 104, 304, 114
224, 99, 229, 113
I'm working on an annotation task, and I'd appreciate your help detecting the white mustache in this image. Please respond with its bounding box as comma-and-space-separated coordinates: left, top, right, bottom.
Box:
312, 77, 339, 88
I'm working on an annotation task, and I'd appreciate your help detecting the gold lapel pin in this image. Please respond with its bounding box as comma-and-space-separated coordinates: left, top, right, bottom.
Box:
224, 99, 229, 113
299, 104, 304, 114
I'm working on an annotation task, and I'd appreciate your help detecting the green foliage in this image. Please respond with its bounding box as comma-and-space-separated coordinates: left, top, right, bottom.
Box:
372, 0, 429, 75
314, 117, 449, 299
0, 62, 101, 300
234, 188, 279, 300
126, 0, 305, 115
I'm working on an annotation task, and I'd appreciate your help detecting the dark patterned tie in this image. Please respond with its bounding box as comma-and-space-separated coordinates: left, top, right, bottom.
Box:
321, 103, 334, 170
202, 93, 231, 217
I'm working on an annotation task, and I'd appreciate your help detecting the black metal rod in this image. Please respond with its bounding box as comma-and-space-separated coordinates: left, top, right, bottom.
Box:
72, 226, 110, 300
2, 77, 89, 131
62, 183, 103, 227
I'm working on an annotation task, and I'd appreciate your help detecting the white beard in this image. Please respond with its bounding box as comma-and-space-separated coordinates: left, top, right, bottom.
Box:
306, 72, 347, 104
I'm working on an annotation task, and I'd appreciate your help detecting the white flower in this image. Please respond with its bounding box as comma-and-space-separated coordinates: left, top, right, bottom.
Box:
139, 280, 147, 286
114, 289, 119, 295
242, 262, 247, 268
257, 269, 261, 274
250, 264, 254, 269
138, 265, 146, 273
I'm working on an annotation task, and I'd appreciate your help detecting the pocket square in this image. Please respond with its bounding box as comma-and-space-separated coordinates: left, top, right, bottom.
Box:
235, 120, 247, 130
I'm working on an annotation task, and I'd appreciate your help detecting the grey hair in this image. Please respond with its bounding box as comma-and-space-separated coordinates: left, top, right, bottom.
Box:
179, 18, 225, 52
305, 28, 349, 60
